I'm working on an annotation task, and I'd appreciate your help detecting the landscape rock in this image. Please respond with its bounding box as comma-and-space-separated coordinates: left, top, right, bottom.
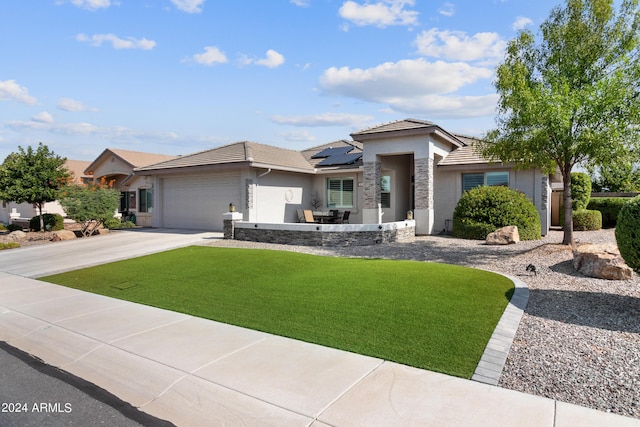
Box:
486, 226, 520, 245
7, 230, 27, 241
572, 243, 633, 280
52, 230, 77, 241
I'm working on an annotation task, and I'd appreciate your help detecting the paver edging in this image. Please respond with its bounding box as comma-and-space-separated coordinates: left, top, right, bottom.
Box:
471, 272, 529, 386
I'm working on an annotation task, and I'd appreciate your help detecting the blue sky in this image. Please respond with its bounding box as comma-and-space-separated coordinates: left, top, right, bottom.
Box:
0, 0, 557, 162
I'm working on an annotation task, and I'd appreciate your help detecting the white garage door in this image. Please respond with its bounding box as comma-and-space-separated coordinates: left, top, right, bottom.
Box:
161, 173, 240, 231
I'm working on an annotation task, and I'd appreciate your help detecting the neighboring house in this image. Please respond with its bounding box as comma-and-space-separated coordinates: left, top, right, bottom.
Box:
84, 148, 178, 227
0, 159, 92, 225
134, 118, 559, 235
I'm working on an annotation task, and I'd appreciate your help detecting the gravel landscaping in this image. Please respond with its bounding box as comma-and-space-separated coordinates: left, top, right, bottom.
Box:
205, 229, 640, 419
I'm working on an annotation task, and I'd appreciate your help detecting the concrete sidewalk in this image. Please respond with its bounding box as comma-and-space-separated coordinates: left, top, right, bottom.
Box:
1, 229, 638, 426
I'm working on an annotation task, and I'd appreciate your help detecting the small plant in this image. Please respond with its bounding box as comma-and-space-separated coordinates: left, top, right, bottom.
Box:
0, 242, 20, 250
103, 217, 122, 229
453, 185, 541, 240
0, 223, 6, 231
7, 223, 23, 232
615, 195, 640, 274
29, 213, 64, 232
310, 191, 323, 210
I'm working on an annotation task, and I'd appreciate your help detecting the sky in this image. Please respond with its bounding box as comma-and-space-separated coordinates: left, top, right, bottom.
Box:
0, 0, 560, 162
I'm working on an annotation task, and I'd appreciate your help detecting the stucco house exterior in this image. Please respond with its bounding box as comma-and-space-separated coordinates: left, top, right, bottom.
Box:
133, 119, 558, 235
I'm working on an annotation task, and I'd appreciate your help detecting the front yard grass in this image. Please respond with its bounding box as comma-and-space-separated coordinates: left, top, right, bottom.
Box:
41, 246, 514, 378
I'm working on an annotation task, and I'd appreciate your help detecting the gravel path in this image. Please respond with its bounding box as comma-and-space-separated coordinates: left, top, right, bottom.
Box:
205, 229, 640, 419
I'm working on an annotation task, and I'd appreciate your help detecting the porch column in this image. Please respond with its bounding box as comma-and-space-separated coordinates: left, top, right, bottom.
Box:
414, 157, 434, 234
362, 160, 381, 224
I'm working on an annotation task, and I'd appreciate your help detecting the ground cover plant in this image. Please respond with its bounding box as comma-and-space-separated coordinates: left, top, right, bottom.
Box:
41, 247, 514, 378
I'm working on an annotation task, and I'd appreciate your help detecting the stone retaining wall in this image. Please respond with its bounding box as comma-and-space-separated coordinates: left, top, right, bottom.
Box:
229, 221, 415, 246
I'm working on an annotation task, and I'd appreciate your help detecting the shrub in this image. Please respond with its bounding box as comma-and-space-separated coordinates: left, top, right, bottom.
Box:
615, 196, 640, 274
572, 209, 602, 231
7, 223, 23, 232
587, 198, 629, 228
571, 172, 592, 210
29, 213, 64, 231
0, 242, 20, 250
103, 217, 122, 229
453, 185, 541, 240
0, 223, 5, 231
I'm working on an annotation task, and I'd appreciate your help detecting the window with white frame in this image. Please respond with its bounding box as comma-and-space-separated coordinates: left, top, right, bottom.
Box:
327, 177, 354, 208
139, 188, 153, 213
462, 171, 509, 192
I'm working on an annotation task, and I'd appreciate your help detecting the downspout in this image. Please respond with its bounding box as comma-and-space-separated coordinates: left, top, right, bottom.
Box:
258, 168, 272, 178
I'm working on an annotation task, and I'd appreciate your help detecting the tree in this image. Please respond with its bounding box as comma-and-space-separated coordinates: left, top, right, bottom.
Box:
0, 143, 71, 231
588, 154, 640, 192
481, 0, 640, 245
58, 179, 120, 237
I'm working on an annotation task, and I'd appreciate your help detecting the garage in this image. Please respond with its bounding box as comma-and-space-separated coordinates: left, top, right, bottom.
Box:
159, 172, 240, 231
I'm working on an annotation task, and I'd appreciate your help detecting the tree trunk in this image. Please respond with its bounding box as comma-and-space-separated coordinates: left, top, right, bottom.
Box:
38, 203, 44, 232
562, 168, 574, 245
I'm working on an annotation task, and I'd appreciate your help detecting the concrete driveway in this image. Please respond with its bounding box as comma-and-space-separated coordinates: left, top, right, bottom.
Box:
0, 228, 222, 278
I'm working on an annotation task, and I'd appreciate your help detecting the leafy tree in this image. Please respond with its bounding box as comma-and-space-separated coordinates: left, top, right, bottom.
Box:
58, 179, 120, 237
588, 156, 640, 192
481, 0, 640, 245
0, 143, 71, 232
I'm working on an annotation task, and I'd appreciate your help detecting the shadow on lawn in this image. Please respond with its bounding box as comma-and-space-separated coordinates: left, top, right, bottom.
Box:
525, 289, 640, 333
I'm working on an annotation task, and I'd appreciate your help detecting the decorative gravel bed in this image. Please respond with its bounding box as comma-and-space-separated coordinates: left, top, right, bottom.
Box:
206, 229, 640, 419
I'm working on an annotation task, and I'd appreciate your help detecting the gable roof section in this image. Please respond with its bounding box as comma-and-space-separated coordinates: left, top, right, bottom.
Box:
350, 118, 464, 148
64, 159, 92, 184
301, 140, 363, 170
135, 141, 315, 174
438, 135, 508, 167
85, 148, 177, 174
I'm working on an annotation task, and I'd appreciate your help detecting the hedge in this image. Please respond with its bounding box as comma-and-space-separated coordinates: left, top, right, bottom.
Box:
587, 198, 631, 228
615, 196, 640, 274
572, 209, 602, 231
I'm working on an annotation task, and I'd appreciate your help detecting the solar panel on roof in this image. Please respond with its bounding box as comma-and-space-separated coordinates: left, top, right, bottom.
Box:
311, 146, 353, 159
317, 152, 363, 166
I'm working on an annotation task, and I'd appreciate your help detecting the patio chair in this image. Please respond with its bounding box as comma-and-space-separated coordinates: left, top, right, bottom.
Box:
329, 209, 339, 222
337, 210, 350, 224
303, 210, 316, 223
297, 209, 305, 223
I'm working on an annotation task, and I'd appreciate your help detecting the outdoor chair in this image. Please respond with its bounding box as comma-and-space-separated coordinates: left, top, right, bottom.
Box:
337, 210, 350, 224
296, 209, 305, 223
303, 210, 316, 223
329, 209, 339, 222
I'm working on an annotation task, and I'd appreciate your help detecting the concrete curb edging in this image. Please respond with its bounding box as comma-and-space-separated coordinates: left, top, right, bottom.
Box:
471, 272, 529, 385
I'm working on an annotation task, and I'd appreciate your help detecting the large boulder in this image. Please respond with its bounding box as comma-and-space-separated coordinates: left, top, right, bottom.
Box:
572, 243, 633, 280
7, 230, 27, 241
52, 230, 77, 241
486, 226, 520, 245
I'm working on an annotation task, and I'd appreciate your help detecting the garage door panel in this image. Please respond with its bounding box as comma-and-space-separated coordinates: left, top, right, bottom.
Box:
162, 173, 240, 231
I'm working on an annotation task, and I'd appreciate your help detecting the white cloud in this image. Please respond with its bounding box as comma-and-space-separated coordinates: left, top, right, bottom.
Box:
76, 33, 156, 50
339, 0, 418, 28
438, 2, 455, 17
68, 0, 111, 10
171, 0, 205, 13
0, 80, 37, 105
271, 112, 374, 127
290, 0, 310, 6
32, 112, 54, 124
319, 59, 496, 118
7, 120, 99, 135
512, 16, 533, 31
57, 98, 98, 112
414, 28, 506, 63
279, 130, 316, 142
186, 46, 228, 66
240, 50, 286, 68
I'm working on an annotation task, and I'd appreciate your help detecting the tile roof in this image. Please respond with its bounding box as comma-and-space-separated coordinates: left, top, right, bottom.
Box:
64, 160, 92, 184
438, 135, 506, 167
351, 118, 436, 136
301, 140, 363, 169
135, 141, 315, 173
84, 148, 177, 174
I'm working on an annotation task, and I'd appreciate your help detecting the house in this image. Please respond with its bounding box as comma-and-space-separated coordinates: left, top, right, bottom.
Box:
84, 148, 178, 227
134, 119, 558, 235
0, 159, 92, 225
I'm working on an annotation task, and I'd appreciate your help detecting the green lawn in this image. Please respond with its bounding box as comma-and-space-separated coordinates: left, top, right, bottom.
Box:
41, 246, 514, 378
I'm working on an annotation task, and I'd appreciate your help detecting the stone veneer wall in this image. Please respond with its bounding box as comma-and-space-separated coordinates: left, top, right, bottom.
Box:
231, 221, 415, 247
364, 161, 381, 209
414, 158, 433, 210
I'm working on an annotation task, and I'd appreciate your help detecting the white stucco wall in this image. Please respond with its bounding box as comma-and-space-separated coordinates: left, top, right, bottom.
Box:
250, 170, 314, 223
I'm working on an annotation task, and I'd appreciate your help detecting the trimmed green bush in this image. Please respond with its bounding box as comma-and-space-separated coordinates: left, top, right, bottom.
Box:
572, 209, 602, 231
453, 185, 541, 240
29, 213, 64, 231
7, 223, 23, 232
615, 196, 640, 274
571, 172, 592, 210
0, 223, 5, 231
587, 198, 629, 228
104, 217, 137, 229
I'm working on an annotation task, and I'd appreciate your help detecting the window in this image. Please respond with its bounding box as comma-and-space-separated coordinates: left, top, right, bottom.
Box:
120, 191, 136, 212
139, 188, 153, 213
380, 175, 391, 208
327, 178, 354, 208
462, 171, 509, 192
